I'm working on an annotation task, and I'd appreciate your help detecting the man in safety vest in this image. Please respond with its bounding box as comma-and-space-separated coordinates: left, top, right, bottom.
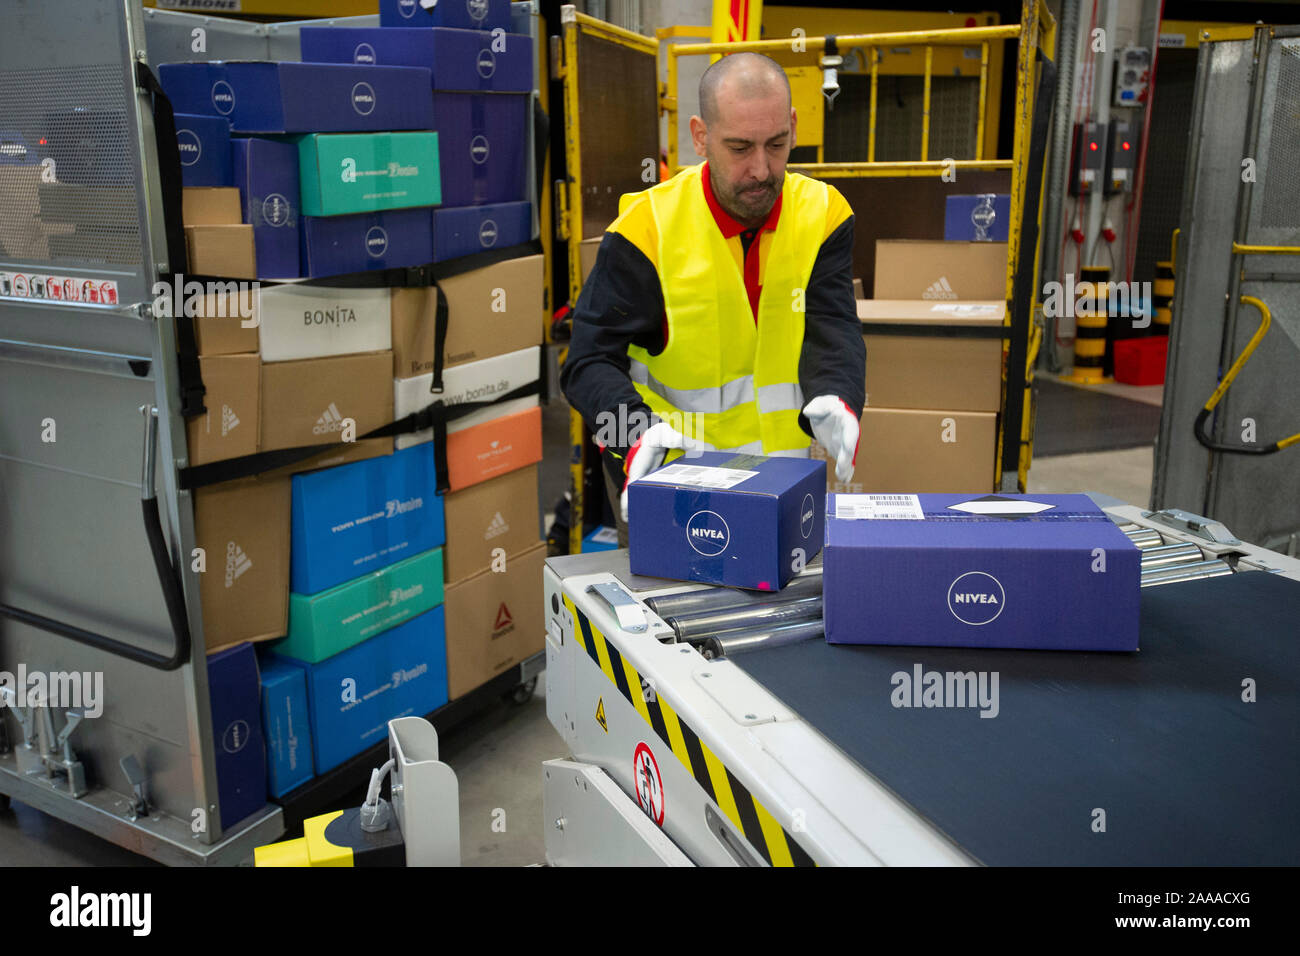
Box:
561, 52, 866, 532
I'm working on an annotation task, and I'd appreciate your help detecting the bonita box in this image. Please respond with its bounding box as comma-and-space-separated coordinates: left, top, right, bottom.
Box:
823, 492, 1141, 651
628, 452, 826, 590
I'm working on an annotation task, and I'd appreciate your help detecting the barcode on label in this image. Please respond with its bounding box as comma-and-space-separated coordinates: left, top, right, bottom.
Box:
836, 493, 924, 520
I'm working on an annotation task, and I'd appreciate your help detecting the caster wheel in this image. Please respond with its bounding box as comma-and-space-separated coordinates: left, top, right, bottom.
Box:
510, 677, 538, 705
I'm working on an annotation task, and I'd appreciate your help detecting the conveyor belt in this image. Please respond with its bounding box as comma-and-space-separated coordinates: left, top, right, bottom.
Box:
731, 570, 1300, 865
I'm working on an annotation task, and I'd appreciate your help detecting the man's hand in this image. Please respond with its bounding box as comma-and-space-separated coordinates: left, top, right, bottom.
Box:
620, 421, 707, 522
803, 395, 859, 483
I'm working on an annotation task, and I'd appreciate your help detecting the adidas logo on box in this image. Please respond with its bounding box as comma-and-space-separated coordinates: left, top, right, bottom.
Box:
922, 276, 958, 300
313, 402, 345, 435
224, 540, 251, 588
221, 404, 240, 437
485, 512, 509, 540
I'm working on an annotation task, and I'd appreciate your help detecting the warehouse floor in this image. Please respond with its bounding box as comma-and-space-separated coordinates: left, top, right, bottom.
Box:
0, 374, 1166, 866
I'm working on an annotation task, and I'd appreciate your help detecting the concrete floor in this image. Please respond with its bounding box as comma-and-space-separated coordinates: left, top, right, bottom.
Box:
0, 373, 1166, 866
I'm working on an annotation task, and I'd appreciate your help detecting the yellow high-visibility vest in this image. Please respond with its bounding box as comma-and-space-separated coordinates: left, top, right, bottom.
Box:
623, 163, 828, 455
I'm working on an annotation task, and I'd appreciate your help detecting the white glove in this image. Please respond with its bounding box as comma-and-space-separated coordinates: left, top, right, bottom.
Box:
620, 421, 707, 523
803, 395, 859, 484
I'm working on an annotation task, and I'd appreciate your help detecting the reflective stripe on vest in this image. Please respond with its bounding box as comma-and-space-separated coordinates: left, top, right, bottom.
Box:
625, 164, 827, 454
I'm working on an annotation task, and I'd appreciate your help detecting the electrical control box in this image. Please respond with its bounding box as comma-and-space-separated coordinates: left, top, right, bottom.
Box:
1069, 121, 1107, 197
1113, 46, 1152, 107
1104, 119, 1137, 196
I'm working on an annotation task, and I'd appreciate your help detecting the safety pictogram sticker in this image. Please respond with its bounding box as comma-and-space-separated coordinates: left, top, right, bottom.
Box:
595, 696, 607, 733
633, 741, 664, 827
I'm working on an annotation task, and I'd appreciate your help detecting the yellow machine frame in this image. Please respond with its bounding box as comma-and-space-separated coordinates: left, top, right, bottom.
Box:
557, 1, 1056, 553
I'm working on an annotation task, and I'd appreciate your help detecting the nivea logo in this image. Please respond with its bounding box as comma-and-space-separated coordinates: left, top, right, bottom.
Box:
398, 0, 417, 18
468, 0, 489, 22
686, 510, 730, 556
947, 572, 1006, 626
470, 134, 490, 164
365, 225, 389, 257
262, 193, 291, 227
478, 218, 498, 247
351, 81, 376, 116
211, 80, 235, 115
222, 719, 249, 754
800, 493, 815, 538
176, 129, 201, 165
353, 42, 376, 64
476, 48, 496, 78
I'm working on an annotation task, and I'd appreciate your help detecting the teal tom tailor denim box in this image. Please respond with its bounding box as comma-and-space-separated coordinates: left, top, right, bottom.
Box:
627, 452, 826, 590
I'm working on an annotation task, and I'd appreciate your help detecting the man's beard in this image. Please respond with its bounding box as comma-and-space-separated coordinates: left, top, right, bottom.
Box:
719, 175, 780, 223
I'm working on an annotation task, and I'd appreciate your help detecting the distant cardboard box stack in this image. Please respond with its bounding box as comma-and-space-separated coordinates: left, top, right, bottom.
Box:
816, 240, 1007, 494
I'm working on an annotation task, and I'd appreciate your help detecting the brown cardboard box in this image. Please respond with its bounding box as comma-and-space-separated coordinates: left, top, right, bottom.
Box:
182, 187, 243, 225
390, 253, 543, 378
193, 288, 259, 356
260, 351, 393, 452
443, 541, 545, 700
858, 299, 1004, 412
873, 240, 1007, 300
579, 236, 601, 284
815, 407, 997, 494
442, 464, 539, 581
192, 476, 291, 652
185, 224, 256, 279
185, 354, 259, 465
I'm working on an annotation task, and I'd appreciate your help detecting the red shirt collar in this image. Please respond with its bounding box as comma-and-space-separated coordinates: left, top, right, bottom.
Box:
701, 161, 782, 238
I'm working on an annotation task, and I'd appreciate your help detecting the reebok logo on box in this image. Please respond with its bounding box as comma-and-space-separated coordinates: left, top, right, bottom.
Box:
485, 512, 509, 540
492, 602, 514, 638
220, 404, 240, 437
923, 277, 958, 300
225, 540, 251, 588
313, 402, 345, 435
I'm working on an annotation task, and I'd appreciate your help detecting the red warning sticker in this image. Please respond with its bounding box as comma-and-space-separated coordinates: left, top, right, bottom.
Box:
0, 272, 117, 305
633, 741, 665, 827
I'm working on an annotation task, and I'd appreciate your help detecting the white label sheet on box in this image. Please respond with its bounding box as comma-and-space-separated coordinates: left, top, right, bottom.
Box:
642, 463, 758, 489
836, 493, 924, 520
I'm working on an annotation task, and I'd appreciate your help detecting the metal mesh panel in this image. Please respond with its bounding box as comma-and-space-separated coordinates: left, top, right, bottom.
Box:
825, 74, 979, 163
1257, 39, 1300, 232
0, 64, 141, 268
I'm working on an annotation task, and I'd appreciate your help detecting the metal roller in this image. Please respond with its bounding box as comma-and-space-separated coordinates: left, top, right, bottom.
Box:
663, 595, 822, 641
1139, 543, 1205, 568
710, 620, 825, 658
1125, 528, 1166, 549
644, 569, 822, 620
1139, 559, 1234, 587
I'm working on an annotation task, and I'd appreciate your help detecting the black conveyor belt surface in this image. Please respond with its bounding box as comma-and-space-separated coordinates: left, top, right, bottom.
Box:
732, 571, 1300, 865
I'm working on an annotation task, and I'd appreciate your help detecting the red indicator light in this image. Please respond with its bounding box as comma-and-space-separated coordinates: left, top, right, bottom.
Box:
1089, 141, 1098, 151
1122, 141, 1130, 150
38, 138, 47, 145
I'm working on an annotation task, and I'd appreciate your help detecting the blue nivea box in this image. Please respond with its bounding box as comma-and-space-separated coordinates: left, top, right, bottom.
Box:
175, 113, 232, 186
291, 443, 446, 594
284, 607, 449, 774
207, 642, 268, 829
232, 137, 300, 279
299, 206, 434, 278
380, 0, 512, 31
944, 193, 1011, 242
158, 61, 434, 134
823, 492, 1141, 651
258, 654, 314, 798
431, 200, 531, 261
299, 27, 533, 92
628, 452, 827, 590
433, 91, 528, 205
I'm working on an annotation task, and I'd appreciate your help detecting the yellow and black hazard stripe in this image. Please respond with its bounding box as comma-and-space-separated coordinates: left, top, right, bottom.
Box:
564, 594, 816, 867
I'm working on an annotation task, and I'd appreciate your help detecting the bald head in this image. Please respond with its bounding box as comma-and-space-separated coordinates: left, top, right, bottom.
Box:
698, 52, 791, 126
